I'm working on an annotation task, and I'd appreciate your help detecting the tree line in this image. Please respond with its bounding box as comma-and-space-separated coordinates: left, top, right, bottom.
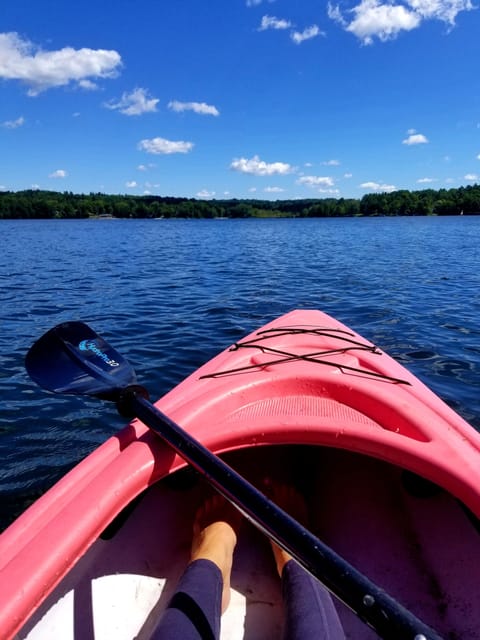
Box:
0, 184, 479, 219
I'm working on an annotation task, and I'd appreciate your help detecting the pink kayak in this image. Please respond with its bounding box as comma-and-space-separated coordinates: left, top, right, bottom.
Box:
1, 309, 480, 639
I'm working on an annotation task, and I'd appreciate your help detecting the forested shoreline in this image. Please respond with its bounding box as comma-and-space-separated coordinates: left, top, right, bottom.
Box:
1, 184, 480, 219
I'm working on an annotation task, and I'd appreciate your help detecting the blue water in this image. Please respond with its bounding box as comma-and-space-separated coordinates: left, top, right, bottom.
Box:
1, 216, 479, 530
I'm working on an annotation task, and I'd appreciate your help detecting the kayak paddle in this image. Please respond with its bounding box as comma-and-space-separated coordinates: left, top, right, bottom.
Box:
25, 321, 443, 640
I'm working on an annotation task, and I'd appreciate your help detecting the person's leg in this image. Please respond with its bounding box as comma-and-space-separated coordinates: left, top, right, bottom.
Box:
151, 558, 223, 640
281, 560, 345, 640
151, 495, 240, 640
268, 484, 345, 640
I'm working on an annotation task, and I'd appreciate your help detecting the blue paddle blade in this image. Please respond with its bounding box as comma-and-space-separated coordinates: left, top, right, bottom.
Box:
25, 321, 138, 401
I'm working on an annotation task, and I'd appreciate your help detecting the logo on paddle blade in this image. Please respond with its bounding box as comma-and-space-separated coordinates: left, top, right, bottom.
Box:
78, 340, 119, 367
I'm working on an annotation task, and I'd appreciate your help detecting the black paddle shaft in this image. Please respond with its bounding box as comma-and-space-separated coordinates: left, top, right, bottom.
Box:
125, 390, 443, 640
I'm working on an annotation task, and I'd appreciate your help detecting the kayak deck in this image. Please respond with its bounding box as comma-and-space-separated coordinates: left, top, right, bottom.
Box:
17, 445, 480, 640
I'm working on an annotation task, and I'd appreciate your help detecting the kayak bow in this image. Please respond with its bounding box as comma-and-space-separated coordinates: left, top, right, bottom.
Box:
1, 309, 479, 639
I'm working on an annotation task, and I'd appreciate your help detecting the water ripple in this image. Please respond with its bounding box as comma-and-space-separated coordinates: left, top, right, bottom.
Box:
1, 216, 479, 529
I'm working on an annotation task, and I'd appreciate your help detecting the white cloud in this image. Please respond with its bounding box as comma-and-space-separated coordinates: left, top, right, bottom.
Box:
105, 88, 159, 116
264, 186, 285, 192
328, 0, 473, 44
329, 0, 420, 43
49, 169, 67, 178
407, 0, 474, 24
322, 159, 340, 166
402, 132, 429, 145
417, 177, 437, 183
259, 15, 292, 30
168, 100, 219, 116
344, 172, 353, 178
297, 175, 335, 188
2, 115, 25, 129
138, 137, 194, 155
476, 153, 480, 160
126, 181, 138, 188
197, 189, 216, 198
78, 79, 98, 91
0, 32, 121, 95
327, 3, 347, 25
291, 25, 323, 43
230, 154, 294, 176
360, 181, 396, 191
319, 188, 341, 195
464, 173, 479, 181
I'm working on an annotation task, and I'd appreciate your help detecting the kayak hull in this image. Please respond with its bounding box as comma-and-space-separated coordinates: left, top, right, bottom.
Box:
2, 309, 480, 639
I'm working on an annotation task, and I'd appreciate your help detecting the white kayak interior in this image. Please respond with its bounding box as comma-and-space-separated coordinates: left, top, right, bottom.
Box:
16, 445, 480, 640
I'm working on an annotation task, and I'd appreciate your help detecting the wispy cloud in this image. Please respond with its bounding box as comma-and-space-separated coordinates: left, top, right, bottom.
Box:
126, 181, 138, 188
291, 25, 324, 44
78, 79, 98, 91
264, 186, 285, 193
138, 137, 194, 155
417, 177, 437, 183
247, 0, 275, 6
464, 173, 479, 181
297, 175, 335, 188
327, 0, 474, 45
49, 169, 68, 178
105, 88, 159, 116
168, 100, 220, 116
322, 159, 341, 166
408, 0, 474, 23
360, 180, 396, 191
2, 115, 25, 129
259, 15, 292, 30
0, 32, 121, 95
197, 189, 216, 198
230, 154, 294, 176
258, 16, 324, 44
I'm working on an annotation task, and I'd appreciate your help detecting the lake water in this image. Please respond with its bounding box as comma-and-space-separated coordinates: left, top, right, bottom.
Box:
1, 216, 479, 531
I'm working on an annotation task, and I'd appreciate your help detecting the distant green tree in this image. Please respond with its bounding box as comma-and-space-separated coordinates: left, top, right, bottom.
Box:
1, 184, 480, 220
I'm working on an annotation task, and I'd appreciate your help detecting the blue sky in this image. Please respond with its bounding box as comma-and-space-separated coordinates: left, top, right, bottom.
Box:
1, 0, 479, 200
